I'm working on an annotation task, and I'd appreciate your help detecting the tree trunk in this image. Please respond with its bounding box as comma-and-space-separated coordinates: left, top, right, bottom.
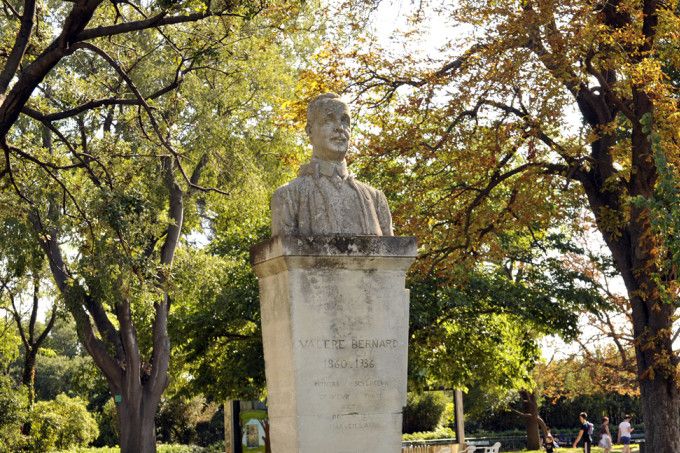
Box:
525, 415, 540, 451
21, 348, 37, 406
628, 270, 679, 453
117, 390, 161, 453
516, 389, 548, 450
20, 347, 37, 435
591, 199, 680, 453
639, 376, 680, 453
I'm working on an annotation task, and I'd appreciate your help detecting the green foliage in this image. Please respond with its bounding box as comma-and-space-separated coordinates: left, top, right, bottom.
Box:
405, 230, 608, 395
28, 394, 99, 451
0, 375, 27, 452
631, 125, 680, 306
402, 391, 448, 434
0, 217, 43, 279
155, 446, 208, 453
156, 395, 222, 445
42, 316, 83, 359
0, 316, 20, 374
540, 394, 640, 433
4, 2, 316, 446
170, 246, 266, 401
402, 427, 455, 441
34, 352, 109, 410
93, 399, 118, 448
52, 445, 225, 453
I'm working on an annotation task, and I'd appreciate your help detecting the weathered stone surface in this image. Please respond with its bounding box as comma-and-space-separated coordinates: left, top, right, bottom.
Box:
252, 235, 416, 453
271, 93, 393, 237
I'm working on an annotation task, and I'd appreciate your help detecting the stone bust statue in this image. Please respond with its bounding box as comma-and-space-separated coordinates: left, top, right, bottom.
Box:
271, 93, 393, 236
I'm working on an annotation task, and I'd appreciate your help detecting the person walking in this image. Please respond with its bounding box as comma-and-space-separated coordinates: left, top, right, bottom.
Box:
599, 416, 613, 453
618, 414, 634, 453
572, 412, 593, 453
543, 433, 558, 453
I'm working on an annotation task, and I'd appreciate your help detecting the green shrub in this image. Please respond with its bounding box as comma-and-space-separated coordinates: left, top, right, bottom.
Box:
93, 399, 118, 447
157, 395, 222, 446
53, 444, 209, 452
29, 393, 99, 451
0, 375, 27, 452
157, 445, 205, 453
52, 447, 120, 452
402, 391, 448, 434
403, 427, 456, 441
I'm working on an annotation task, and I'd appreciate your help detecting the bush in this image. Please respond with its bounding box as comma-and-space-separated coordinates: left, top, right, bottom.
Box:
402, 391, 448, 434
157, 445, 204, 453
0, 375, 27, 452
157, 395, 222, 446
93, 399, 119, 447
29, 393, 99, 451
53, 445, 206, 453
403, 427, 455, 441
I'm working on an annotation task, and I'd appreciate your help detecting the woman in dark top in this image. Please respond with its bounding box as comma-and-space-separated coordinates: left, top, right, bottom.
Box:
572, 411, 592, 453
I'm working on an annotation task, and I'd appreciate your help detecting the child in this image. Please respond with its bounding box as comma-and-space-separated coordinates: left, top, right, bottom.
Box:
599, 416, 613, 453
543, 433, 558, 452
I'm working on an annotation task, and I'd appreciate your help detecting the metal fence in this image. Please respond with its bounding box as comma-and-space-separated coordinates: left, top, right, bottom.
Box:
401, 442, 459, 453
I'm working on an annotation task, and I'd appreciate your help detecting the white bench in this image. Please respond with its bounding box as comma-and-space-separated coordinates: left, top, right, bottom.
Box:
463, 442, 501, 453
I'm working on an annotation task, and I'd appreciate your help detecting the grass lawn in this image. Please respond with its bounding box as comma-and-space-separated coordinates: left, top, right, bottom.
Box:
517, 447, 639, 453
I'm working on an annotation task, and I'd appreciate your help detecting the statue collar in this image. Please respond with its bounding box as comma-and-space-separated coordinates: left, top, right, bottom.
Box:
299, 158, 350, 180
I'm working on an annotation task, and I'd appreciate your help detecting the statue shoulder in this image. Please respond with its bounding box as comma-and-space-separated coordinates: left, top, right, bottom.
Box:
351, 178, 386, 200
273, 175, 312, 199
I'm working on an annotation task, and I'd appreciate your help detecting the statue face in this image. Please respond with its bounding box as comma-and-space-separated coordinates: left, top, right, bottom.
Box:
307, 99, 351, 161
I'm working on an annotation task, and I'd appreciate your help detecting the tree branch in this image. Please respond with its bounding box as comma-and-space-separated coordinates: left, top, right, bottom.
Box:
0, 0, 37, 94
7, 143, 85, 170
1, 0, 20, 18
583, 56, 634, 121
75, 9, 248, 41
28, 273, 38, 344
0, 0, 104, 139
22, 77, 183, 122
116, 297, 140, 389
34, 298, 57, 347
71, 41, 228, 195
9, 293, 29, 349
148, 294, 170, 399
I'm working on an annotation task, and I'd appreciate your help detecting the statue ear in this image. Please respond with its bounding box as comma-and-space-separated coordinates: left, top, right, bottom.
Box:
305, 123, 312, 136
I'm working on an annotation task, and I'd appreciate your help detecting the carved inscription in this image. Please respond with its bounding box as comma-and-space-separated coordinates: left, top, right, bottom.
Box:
331, 414, 382, 431
297, 337, 398, 350
297, 336, 402, 433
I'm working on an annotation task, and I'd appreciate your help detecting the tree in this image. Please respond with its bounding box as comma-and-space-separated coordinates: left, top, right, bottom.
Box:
0, 0, 311, 450
566, 247, 642, 396
318, 0, 680, 449
404, 234, 605, 449
170, 246, 267, 401
0, 217, 58, 437
536, 354, 641, 434
3, 271, 57, 409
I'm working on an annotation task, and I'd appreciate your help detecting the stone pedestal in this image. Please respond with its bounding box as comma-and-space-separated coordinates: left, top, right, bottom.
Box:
251, 235, 417, 453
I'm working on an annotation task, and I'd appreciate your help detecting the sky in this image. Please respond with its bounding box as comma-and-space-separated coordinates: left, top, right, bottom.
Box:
368, 0, 456, 59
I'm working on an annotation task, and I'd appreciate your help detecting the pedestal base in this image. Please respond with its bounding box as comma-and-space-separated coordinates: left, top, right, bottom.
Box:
251, 236, 416, 453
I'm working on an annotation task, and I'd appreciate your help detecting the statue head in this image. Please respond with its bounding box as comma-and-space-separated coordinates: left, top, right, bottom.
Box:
305, 93, 351, 162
